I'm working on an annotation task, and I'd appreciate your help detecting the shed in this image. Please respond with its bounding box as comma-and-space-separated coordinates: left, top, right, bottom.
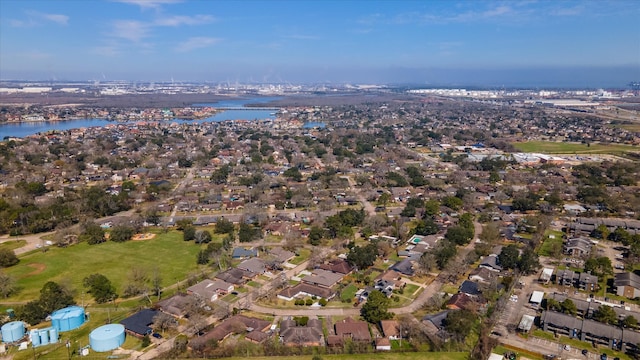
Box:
518, 314, 535, 332
529, 291, 544, 305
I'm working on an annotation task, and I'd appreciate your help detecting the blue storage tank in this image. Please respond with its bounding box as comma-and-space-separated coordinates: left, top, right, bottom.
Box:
51, 306, 85, 332
49, 328, 58, 343
30, 329, 40, 347
89, 324, 125, 352
39, 329, 49, 345
1, 321, 25, 343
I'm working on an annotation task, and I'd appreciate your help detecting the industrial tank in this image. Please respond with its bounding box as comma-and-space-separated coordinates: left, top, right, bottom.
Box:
49, 328, 58, 343
51, 306, 85, 332
89, 324, 125, 352
1, 321, 25, 343
38, 329, 49, 345
30, 329, 40, 347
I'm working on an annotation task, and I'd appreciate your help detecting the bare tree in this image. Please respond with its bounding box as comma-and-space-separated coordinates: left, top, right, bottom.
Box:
153, 312, 176, 334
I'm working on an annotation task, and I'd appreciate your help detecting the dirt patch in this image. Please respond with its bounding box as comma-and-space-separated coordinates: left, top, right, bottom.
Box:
26, 263, 46, 276
132, 233, 156, 241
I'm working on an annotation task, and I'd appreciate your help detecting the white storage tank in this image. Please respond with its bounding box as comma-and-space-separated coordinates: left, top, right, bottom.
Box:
89, 324, 125, 352
1, 321, 25, 343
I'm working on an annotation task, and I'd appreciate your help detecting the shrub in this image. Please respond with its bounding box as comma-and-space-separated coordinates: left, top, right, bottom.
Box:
305, 298, 313, 306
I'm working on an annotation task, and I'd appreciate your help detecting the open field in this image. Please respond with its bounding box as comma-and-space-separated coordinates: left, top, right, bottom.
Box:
512, 141, 638, 155
3, 229, 204, 302
0, 239, 27, 251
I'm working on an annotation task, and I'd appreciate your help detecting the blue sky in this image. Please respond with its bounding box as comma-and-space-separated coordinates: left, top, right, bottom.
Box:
0, 0, 639, 86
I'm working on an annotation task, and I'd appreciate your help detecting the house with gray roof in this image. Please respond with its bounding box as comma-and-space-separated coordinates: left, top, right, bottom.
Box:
237, 257, 266, 275
302, 269, 343, 288
615, 272, 640, 299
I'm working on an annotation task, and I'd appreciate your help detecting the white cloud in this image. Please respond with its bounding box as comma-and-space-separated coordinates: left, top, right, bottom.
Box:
9, 11, 69, 27
176, 37, 221, 52
40, 13, 69, 25
113, 0, 182, 9
111, 20, 151, 42
154, 15, 215, 26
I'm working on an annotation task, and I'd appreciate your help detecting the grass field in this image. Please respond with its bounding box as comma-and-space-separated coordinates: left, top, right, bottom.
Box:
538, 230, 564, 257
341, 283, 358, 302
512, 141, 638, 155
4, 229, 204, 302
0, 239, 27, 251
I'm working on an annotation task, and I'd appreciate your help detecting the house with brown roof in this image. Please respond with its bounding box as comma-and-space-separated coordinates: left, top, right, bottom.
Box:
156, 294, 193, 318
277, 283, 335, 301
215, 268, 251, 284
318, 259, 353, 275
446, 293, 476, 311
375, 337, 391, 351
197, 315, 271, 343
279, 319, 324, 347
334, 317, 371, 343
380, 319, 401, 340
302, 269, 343, 288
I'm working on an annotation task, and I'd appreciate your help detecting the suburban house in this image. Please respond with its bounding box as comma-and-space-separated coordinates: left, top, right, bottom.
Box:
120, 309, 158, 337
156, 294, 193, 318
187, 279, 235, 302
279, 319, 324, 347
331, 317, 371, 345
302, 269, 343, 288
469, 267, 498, 284
277, 283, 335, 301
479, 254, 502, 272
270, 248, 295, 263
459, 280, 482, 297
215, 268, 252, 284
380, 319, 401, 340
615, 272, 640, 299
237, 257, 267, 275
447, 293, 477, 311
196, 315, 270, 343
318, 259, 353, 275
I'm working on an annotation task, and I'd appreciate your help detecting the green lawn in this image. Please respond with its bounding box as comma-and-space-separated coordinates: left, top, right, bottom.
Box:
512, 141, 638, 155
4, 230, 204, 302
341, 284, 358, 302
247, 281, 261, 287
290, 248, 311, 265
403, 284, 420, 296
0, 239, 27, 251
538, 231, 564, 257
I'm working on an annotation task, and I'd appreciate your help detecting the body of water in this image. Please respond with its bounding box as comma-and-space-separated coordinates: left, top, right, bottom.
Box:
0, 97, 280, 139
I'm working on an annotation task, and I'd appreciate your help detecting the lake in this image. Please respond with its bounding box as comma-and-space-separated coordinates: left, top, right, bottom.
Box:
0, 97, 280, 139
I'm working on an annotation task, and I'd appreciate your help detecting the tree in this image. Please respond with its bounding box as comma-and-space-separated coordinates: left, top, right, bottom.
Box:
238, 223, 259, 243
622, 315, 638, 329
584, 256, 613, 277
593, 305, 618, 325
442, 196, 463, 211
283, 167, 303, 182
517, 248, 540, 274
81, 221, 106, 245
346, 243, 378, 270
445, 225, 473, 245
214, 217, 235, 234
153, 312, 176, 334
175, 218, 194, 231
110, 225, 134, 242
0, 248, 19, 267
308, 225, 324, 246
360, 290, 392, 324
16, 300, 47, 325
498, 244, 520, 270
424, 199, 440, 217
561, 299, 577, 316
0, 273, 16, 298
39, 281, 75, 314
443, 309, 476, 342
194, 229, 212, 244
83, 273, 117, 303
414, 218, 438, 236
183, 225, 196, 241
